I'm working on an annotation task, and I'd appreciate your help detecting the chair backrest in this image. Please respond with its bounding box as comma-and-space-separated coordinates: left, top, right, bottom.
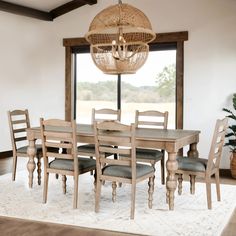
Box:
207, 117, 228, 172
8, 109, 30, 153
40, 118, 78, 174
94, 120, 136, 178
92, 108, 121, 123
135, 110, 168, 129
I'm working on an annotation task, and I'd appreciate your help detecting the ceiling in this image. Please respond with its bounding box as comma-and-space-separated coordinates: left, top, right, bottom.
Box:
2, 0, 74, 12
0, 0, 97, 21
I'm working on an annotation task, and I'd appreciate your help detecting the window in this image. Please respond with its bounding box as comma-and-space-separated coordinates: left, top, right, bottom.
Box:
63, 31, 188, 130
75, 53, 117, 124
75, 50, 176, 128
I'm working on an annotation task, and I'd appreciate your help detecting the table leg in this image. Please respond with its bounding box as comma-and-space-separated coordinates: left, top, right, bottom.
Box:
187, 143, 199, 158
166, 176, 169, 204
27, 139, 36, 188
166, 152, 178, 210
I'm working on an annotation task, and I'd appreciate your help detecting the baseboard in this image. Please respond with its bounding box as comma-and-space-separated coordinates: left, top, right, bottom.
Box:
0, 150, 13, 159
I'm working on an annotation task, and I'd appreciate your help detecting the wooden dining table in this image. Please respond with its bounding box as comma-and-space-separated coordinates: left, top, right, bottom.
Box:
26, 123, 200, 210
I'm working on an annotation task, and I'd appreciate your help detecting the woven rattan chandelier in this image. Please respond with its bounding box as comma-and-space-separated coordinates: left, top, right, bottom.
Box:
85, 0, 156, 74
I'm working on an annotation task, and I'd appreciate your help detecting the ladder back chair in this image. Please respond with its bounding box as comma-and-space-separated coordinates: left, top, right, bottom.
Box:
78, 108, 121, 169
176, 117, 228, 209
135, 110, 168, 184
94, 120, 155, 219
40, 118, 96, 209
8, 109, 42, 184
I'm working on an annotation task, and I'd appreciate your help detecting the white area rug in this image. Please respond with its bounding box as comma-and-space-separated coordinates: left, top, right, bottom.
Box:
0, 168, 236, 236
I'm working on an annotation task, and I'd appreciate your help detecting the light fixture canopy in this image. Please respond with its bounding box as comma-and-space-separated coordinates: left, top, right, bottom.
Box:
85, 1, 156, 74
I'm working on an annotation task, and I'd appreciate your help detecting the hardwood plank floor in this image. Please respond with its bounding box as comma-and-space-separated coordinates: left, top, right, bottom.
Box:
0, 216, 140, 236
0, 157, 235, 236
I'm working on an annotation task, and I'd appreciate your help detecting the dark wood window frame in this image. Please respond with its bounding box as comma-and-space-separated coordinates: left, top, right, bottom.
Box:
63, 31, 188, 130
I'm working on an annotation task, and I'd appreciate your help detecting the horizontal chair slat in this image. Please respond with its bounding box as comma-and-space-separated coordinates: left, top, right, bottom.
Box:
100, 175, 132, 184
98, 135, 131, 143
45, 136, 72, 142
139, 110, 164, 116
138, 121, 164, 126
99, 141, 132, 147
100, 158, 131, 166
12, 119, 27, 125
95, 109, 117, 114
13, 128, 26, 133
15, 137, 27, 142
45, 141, 72, 149
43, 119, 72, 127
46, 152, 73, 159
47, 169, 74, 176
99, 146, 131, 155
44, 131, 72, 139
10, 110, 27, 115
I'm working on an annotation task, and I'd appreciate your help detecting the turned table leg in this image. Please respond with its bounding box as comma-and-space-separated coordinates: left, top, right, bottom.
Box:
27, 139, 36, 188
166, 152, 178, 210
187, 143, 199, 158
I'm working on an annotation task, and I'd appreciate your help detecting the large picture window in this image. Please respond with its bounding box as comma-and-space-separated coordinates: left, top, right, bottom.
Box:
75, 50, 176, 128
63, 31, 188, 130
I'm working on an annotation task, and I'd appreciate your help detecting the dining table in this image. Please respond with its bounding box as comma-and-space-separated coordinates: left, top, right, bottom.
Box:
26, 123, 200, 211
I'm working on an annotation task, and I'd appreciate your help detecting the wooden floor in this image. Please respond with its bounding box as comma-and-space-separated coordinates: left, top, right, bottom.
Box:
0, 157, 235, 236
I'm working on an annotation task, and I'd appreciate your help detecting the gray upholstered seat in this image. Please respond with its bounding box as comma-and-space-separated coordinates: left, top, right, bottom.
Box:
136, 148, 163, 161
103, 164, 154, 179
77, 144, 95, 153
77, 144, 112, 157
177, 156, 208, 172
17, 144, 42, 154
49, 157, 96, 172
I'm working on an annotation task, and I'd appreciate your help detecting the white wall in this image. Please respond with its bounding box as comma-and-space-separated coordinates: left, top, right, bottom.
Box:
0, 0, 236, 168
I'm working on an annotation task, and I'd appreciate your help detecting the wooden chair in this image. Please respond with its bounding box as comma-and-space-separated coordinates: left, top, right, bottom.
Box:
78, 108, 121, 166
94, 120, 155, 219
135, 110, 168, 184
40, 118, 96, 209
176, 117, 228, 209
8, 109, 42, 184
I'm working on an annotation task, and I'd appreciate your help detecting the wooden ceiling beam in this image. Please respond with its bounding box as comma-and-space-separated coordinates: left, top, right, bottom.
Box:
50, 0, 97, 19
81, 0, 98, 5
0, 1, 53, 21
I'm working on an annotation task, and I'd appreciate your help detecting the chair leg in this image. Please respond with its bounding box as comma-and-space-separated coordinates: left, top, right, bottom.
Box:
93, 171, 96, 192
148, 176, 154, 209
130, 181, 136, 219
62, 175, 67, 194
73, 174, 79, 209
90, 156, 94, 175
215, 171, 221, 201
112, 182, 117, 203
161, 152, 165, 185
55, 173, 59, 179
37, 157, 41, 185
190, 175, 196, 194
95, 178, 102, 213
43, 172, 49, 204
206, 178, 212, 209
177, 174, 183, 195
12, 154, 17, 181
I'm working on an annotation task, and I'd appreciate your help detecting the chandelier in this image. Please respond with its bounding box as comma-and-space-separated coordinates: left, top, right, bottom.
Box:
85, 0, 156, 74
